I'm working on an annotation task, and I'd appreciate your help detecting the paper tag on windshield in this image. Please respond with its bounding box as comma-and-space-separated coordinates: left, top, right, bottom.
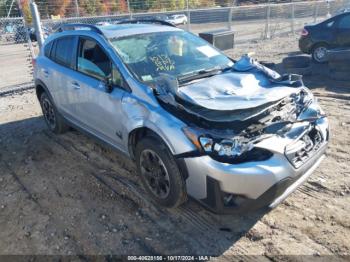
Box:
197, 45, 220, 58
142, 75, 153, 81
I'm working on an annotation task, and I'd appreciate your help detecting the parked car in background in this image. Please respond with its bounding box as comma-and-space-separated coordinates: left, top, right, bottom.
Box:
299, 12, 350, 63
11, 25, 50, 43
28, 26, 50, 42
95, 21, 111, 26
153, 14, 169, 21
166, 14, 188, 25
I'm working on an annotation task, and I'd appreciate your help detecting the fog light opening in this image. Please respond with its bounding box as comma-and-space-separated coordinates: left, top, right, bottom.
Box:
223, 193, 248, 207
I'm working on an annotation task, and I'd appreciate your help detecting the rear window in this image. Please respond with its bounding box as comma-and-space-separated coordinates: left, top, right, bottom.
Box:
44, 41, 53, 58
338, 15, 350, 29
51, 36, 75, 68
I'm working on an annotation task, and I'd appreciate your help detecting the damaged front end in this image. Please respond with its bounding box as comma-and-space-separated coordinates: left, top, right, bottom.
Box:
153, 55, 328, 166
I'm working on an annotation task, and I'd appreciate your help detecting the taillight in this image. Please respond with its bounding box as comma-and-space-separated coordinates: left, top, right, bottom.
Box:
301, 28, 309, 36
32, 58, 36, 67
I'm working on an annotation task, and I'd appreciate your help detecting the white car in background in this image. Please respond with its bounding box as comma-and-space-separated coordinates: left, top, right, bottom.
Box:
95, 21, 111, 26
166, 14, 188, 25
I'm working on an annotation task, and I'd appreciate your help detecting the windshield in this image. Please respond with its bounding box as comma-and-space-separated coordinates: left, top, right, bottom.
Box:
109, 31, 233, 83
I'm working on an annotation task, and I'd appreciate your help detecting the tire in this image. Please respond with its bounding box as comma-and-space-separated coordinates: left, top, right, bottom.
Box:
312, 43, 329, 63
135, 136, 187, 208
282, 56, 310, 68
39, 92, 69, 134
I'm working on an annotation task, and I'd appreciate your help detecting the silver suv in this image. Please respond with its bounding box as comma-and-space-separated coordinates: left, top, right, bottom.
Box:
34, 22, 329, 213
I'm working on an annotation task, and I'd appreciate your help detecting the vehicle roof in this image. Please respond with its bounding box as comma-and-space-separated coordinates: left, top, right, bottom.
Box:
43, 23, 182, 48
97, 23, 181, 39
310, 12, 347, 26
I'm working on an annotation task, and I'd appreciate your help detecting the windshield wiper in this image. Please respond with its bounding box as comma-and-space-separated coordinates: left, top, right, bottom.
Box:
177, 66, 232, 84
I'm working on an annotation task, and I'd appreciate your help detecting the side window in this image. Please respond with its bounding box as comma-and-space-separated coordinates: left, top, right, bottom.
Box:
51, 36, 75, 68
338, 15, 350, 29
77, 38, 111, 80
44, 41, 53, 58
112, 64, 124, 87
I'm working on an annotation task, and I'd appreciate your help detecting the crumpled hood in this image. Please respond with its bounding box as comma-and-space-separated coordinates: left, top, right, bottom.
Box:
177, 71, 300, 111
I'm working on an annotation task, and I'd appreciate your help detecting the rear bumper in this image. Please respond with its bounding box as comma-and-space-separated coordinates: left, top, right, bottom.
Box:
299, 37, 314, 54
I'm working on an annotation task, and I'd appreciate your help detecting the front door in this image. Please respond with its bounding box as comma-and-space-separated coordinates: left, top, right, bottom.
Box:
69, 36, 129, 149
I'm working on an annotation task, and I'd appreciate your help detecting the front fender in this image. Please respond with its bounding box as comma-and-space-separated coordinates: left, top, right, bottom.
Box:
121, 94, 196, 156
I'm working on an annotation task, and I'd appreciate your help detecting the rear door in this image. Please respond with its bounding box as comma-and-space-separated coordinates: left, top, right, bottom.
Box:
69, 36, 129, 149
49, 35, 79, 117
335, 14, 350, 47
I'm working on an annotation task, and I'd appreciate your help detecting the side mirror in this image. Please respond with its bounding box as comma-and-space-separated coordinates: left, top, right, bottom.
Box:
104, 77, 113, 93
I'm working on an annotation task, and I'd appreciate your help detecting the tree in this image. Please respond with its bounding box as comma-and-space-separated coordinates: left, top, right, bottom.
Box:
177, 0, 185, 10
129, 0, 157, 12
80, 0, 101, 15
20, 0, 32, 23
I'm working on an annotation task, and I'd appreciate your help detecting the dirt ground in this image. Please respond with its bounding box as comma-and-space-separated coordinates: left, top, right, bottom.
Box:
0, 35, 349, 259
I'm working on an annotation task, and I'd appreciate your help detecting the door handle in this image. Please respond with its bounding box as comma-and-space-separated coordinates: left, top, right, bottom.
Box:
71, 81, 80, 89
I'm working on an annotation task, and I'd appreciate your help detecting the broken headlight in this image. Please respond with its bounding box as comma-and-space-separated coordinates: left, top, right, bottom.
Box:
297, 88, 325, 120
199, 136, 254, 157
183, 127, 254, 158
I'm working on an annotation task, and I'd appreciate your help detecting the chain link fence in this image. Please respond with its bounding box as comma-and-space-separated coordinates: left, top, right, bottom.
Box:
1, 0, 350, 94
0, 17, 35, 94
40, 0, 350, 42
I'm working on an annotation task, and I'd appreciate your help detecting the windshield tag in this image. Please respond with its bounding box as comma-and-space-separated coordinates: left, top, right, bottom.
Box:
197, 46, 220, 58
142, 75, 153, 81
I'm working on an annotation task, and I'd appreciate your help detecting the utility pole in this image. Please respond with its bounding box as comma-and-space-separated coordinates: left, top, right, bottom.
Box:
30, 1, 44, 48
264, 0, 271, 39
126, 0, 132, 19
74, 0, 79, 17
186, 0, 190, 31
326, 0, 331, 18
228, 0, 235, 31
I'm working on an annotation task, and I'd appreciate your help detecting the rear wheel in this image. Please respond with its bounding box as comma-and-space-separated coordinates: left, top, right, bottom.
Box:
312, 43, 328, 63
135, 136, 187, 208
40, 92, 69, 134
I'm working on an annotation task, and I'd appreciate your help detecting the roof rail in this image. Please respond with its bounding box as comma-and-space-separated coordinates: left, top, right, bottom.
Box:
56, 23, 104, 35
116, 19, 176, 28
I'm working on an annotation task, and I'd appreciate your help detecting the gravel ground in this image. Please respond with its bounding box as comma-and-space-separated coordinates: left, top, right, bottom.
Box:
0, 35, 349, 259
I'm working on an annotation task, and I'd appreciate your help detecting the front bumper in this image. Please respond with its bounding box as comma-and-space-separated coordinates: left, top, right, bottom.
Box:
182, 118, 329, 214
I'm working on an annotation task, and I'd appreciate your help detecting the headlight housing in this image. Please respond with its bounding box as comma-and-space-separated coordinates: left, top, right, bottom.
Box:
183, 127, 254, 158
297, 88, 325, 120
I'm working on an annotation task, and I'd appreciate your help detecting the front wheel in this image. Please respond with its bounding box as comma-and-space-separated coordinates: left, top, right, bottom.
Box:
135, 136, 187, 208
